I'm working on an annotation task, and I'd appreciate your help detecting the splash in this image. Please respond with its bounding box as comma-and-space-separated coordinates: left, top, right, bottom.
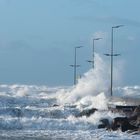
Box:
57, 54, 111, 110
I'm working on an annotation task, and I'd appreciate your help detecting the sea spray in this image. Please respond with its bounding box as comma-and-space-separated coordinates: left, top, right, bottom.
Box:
57, 53, 128, 110
0, 84, 140, 139
76, 92, 108, 110
67, 109, 123, 127
57, 54, 110, 108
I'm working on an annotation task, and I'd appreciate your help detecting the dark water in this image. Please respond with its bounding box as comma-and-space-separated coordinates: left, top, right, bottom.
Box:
0, 84, 139, 139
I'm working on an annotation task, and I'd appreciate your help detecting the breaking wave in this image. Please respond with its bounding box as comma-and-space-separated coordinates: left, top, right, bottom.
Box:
0, 54, 139, 139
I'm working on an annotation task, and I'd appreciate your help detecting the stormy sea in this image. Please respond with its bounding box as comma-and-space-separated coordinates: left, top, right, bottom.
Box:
0, 55, 139, 140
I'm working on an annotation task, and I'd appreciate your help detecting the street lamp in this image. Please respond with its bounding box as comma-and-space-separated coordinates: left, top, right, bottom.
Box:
70, 46, 83, 85
105, 25, 124, 96
87, 38, 102, 69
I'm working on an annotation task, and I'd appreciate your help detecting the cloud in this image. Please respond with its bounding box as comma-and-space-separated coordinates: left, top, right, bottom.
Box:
73, 15, 140, 28
0, 40, 31, 52
90, 31, 108, 48
5, 0, 11, 6
92, 31, 107, 39
70, 0, 98, 6
98, 16, 140, 27
127, 36, 135, 41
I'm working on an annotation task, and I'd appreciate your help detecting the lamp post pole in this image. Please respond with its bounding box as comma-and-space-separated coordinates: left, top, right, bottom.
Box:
107, 25, 123, 96
87, 38, 102, 68
111, 25, 124, 96
92, 38, 102, 69
110, 27, 114, 96
70, 46, 83, 85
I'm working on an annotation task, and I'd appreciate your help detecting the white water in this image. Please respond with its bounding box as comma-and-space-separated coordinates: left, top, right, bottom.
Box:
0, 54, 139, 139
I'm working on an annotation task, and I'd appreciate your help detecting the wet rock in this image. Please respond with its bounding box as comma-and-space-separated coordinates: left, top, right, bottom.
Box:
12, 108, 23, 118
52, 104, 59, 107
128, 105, 140, 127
98, 118, 111, 129
111, 117, 138, 132
76, 108, 98, 117
98, 105, 140, 132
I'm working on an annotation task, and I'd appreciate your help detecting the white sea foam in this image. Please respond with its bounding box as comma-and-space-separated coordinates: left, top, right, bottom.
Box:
57, 54, 110, 107
0, 54, 139, 139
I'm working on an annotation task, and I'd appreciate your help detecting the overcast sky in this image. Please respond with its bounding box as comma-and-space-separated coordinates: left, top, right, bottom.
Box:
0, 0, 140, 86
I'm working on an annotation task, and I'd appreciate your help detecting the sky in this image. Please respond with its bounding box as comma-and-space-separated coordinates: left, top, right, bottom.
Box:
0, 0, 140, 86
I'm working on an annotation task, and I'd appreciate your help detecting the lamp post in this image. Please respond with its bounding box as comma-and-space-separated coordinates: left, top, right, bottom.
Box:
105, 25, 123, 96
87, 38, 102, 69
70, 46, 83, 85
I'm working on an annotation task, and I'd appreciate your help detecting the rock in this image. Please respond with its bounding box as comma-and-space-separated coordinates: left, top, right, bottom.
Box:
128, 105, 140, 127
12, 108, 23, 118
52, 104, 59, 107
98, 105, 140, 132
111, 117, 139, 132
76, 108, 98, 117
98, 118, 111, 129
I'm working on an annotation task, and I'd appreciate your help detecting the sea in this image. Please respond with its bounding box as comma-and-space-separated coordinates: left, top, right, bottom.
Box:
0, 55, 139, 140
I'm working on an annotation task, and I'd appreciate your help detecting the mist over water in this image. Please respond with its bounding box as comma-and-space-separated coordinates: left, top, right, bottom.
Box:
0, 54, 139, 139
57, 54, 124, 109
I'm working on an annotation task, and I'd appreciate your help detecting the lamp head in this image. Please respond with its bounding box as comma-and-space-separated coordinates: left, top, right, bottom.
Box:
75, 46, 83, 49
93, 38, 102, 41
112, 25, 124, 28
